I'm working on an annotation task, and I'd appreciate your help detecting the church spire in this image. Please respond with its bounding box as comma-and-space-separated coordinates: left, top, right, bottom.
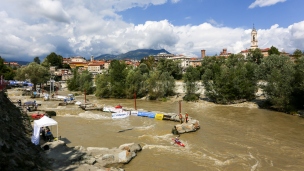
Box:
250, 24, 258, 50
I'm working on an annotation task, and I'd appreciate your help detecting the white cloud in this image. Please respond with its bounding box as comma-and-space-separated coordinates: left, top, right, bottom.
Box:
249, 0, 286, 8
37, 0, 70, 23
171, 0, 181, 3
0, 0, 303, 61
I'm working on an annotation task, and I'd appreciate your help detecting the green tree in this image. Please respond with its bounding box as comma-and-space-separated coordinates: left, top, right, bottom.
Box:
159, 71, 175, 97
247, 48, 264, 64
291, 56, 304, 109
125, 69, 145, 98
140, 56, 156, 70
145, 71, 159, 100
67, 69, 78, 91
108, 60, 128, 98
293, 49, 303, 60
268, 46, 280, 56
138, 63, 149, 75
157, 58, 183, 80
0, 57, 16, 80
202, 55, 257, 104
293, 49, 303, 58
257, 54, 295, 112
42, 52, 63, 68
78, 70, 94, 94
33, 57, 41, 64
183, 66, 200, 101
95, 73, 111, 98
14, 62, 49, 90
62, 63, 71, 69
95, 60, 129, 98
197, 56, 221, 76
67, 69, 94, 94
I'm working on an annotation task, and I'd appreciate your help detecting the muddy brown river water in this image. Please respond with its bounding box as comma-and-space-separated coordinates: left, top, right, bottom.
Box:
8, 90, 304, 171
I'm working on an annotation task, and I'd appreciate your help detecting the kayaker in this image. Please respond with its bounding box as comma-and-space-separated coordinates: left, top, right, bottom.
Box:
174, 137, 181, 143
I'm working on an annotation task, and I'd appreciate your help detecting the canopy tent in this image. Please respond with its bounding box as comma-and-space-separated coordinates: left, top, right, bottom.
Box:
31, 116, 58, 145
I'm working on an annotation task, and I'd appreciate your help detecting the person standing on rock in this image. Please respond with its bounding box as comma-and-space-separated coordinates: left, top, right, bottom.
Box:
185, 113, 189, 123
179, 113, 183, 124
171, 126, 180, 136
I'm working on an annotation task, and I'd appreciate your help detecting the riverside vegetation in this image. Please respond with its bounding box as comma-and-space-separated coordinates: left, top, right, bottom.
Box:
1, 47, 304, 113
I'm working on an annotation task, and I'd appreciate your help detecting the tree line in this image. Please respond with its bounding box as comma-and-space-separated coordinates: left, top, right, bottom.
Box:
1, 47, 304, 113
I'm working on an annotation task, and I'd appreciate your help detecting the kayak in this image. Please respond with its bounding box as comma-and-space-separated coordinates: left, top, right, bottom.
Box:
172, 138, 185, 147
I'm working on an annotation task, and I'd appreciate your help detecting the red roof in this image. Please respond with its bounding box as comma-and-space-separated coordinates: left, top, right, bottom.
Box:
88, 61, 105, 66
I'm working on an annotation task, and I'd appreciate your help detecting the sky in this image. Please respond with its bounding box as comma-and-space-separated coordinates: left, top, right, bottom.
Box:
0, 0, 304, 61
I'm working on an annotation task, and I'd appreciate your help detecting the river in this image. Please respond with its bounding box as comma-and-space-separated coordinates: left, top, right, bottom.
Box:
8, 90, 304, 171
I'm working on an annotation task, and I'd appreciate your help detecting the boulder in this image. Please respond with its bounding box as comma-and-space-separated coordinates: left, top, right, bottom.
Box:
44, 141, 141, 170
175, 119, 200, 134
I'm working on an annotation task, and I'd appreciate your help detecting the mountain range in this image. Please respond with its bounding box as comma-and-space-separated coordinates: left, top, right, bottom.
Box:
94, 49, 170, 60
6, 49, 171, 65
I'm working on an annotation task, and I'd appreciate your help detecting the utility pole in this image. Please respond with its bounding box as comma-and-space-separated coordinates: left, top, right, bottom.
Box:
49, 77, 51, 94
179, 100, 182, 114
134, 92, 137, 110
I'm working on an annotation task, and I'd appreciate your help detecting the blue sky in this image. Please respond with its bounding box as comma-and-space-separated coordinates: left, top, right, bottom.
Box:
119, 0, 302, 29
0, 0, 303, 61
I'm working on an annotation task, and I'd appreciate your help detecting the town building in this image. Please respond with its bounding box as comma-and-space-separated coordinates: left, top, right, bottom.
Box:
4, 62, 21, 68
152, 52, 175, 61
219, 48, 232, 57
240, 25, 290, 58
87, 56, 106, 74
68, 56, 89, 71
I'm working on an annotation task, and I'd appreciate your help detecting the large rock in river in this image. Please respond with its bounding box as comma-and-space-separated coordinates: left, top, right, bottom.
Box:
175, 120, 200, 134
44, 140, 142, 171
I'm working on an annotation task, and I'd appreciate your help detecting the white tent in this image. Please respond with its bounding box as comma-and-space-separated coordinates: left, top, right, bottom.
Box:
31, 116, 58, 145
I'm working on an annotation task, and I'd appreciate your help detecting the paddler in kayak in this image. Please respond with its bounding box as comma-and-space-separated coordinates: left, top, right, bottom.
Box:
173, 137, 185, 147
174, 137, 181, 144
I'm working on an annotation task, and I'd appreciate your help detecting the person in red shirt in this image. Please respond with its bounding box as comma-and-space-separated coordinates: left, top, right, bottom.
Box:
179, 113, 183, 124
185, 113, 189, 123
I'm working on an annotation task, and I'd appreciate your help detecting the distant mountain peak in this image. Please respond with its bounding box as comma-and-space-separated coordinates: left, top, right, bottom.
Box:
95, 49, 171, 60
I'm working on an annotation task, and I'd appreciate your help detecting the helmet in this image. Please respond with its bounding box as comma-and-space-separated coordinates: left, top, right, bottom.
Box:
176, 137, 178, 139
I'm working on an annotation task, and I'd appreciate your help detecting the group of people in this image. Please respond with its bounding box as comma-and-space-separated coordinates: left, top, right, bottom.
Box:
171, 112, 190, 145
178, 112, 189, 124
40, 126, 54, 142
172, 112, 190, 135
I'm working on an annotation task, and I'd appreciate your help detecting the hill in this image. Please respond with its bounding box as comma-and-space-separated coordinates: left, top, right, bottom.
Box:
95, 49, 170, 60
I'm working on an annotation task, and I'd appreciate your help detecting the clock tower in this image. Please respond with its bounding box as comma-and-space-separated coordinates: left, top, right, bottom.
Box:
251, 24, 258, 50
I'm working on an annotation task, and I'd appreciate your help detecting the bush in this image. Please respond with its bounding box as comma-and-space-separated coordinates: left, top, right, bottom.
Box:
183, 93, 199, 101
45, 111, 56, 117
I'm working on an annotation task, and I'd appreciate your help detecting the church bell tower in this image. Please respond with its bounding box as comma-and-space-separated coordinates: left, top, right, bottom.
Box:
250, 24, 258, 50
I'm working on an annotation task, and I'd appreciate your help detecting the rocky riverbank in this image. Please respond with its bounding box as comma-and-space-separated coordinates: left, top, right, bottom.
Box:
0, 90, 142, 171
44, 140, 142, 171
0, 91, 51, 171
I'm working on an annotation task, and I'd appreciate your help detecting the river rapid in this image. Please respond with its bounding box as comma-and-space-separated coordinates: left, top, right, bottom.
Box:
8, 89, 304, 171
